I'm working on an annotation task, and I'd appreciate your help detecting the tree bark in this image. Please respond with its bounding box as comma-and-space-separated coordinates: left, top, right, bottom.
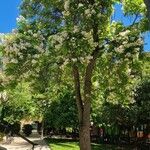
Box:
73, 65, 91, 150
79, 121, 91, 150
144, 0, 150, 28
72, 48, 100, 150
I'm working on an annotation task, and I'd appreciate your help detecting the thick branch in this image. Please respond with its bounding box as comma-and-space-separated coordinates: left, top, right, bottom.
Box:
72, 64, 83, 123
83, 9, 100, 101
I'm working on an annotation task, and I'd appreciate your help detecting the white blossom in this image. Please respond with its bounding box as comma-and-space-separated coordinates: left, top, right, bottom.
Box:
10, 58, 18, 64
86, 55, 93, 60
125, 53, 131, 58
122, 41, 128, 45
73, 26, 79, 33
12, 29, 18, 34
115, 45, 124, 53
64, 0, 70, 11
91, 9, 96, 15
34, 54, 40, 58
85, 9, 91, 15
78, 3, 83, 8
72, 58, 77, 62
136, 38, 143, 45
31, 59, 37, 64
33, 33, 38, 37
16, 15, 26, 22
62, 11, 70, 17
119, 30, 130, 36
93, 81, 99, 88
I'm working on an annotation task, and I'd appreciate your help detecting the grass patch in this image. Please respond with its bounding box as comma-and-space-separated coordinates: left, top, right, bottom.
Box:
46, 138, 79, 150
46, 138, 133, 150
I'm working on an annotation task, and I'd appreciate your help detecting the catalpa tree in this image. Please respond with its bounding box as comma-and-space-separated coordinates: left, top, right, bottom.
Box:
1, 0, 146, 149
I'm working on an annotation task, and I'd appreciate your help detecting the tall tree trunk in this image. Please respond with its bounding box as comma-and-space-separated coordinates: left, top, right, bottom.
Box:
73, 65, 91, 150
79, 116, 91, 150
72, 48, 100, 150
72, 2, 100, 149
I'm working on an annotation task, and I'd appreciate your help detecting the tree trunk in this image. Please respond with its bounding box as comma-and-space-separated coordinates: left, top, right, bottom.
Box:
72, 2, 100, 148
79, 95, 91, 150
79, 123, 91, 150
72, 55, 98, 150
73, 65, 91, 150
40, 120, 44, 139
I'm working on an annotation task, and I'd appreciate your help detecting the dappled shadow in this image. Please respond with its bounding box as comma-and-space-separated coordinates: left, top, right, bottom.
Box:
31, 139, 46, 145
45, 138, 78, 143
0, 146, 7, 150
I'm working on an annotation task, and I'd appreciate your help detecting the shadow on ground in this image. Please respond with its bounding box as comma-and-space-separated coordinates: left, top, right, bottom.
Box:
0, 146, 7, 150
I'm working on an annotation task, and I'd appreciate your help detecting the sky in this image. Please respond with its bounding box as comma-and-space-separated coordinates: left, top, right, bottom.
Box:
0, 1, 149, 51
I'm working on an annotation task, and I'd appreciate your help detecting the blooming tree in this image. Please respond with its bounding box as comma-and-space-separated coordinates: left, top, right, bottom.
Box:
0, 0, 146, 149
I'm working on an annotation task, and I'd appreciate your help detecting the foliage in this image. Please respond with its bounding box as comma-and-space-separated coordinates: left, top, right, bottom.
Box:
134, 78, 150, 123
0, 1, 144, 114
92, 76, 150, 129
0, 82, 37, 124
44, 87, 78, 129
122, 0, 146, 15
142, 52, 150, 78
0, 0, 147, 149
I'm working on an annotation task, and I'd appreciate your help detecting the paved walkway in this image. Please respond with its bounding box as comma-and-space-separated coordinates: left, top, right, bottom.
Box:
0, 131, 50, 150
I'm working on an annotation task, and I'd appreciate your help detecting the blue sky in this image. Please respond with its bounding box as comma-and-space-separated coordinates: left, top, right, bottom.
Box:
0, 1, 149, 51
0, 0, 20, 33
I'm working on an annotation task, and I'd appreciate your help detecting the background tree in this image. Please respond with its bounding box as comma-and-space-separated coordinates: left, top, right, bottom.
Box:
44, 86, 78, 133
0, 82, 37, 124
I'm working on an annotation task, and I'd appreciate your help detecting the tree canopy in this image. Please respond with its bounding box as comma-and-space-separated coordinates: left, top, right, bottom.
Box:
0, 0, 149, 150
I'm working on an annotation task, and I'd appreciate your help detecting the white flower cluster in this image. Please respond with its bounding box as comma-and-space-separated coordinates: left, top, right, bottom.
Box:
60, 58, 70, 70
16, 15, 26, 23
119, 30, 130, 36
2, 29, 46, 67
73, 26, 79, 33
84, 8, 97, 18
78, 55, 93, 64
78, 3, 83, 8
113, 29, 143, 55
52, 31, 68, 46
60, 55, 93, 70
64, 0, 70, 11
63, 0, 71, 17
115, 45, 124, 53
81, 30, 98, 49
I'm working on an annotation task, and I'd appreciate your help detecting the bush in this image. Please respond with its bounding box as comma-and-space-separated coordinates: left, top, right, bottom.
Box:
22, 124, 33, 137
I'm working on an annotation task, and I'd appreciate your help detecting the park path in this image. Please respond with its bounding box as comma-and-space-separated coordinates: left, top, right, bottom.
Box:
0, 131, 50, 150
